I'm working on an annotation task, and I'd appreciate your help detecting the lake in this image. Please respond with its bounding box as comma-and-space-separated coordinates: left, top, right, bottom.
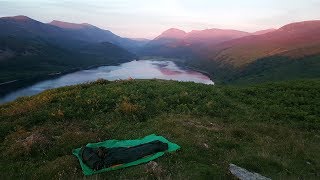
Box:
0, 60, 214, 104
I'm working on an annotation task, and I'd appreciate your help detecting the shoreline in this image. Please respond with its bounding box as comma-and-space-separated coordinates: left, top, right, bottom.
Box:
184, 66, 215, 83
0, 62, 124, 97
139, 57, 215, 82
0, 80, 19, 86
172, 61, 215, 83
0, 59, 214, 98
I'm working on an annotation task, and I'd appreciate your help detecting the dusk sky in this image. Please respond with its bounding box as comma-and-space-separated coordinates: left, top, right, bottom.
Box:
1, 0, 319, 39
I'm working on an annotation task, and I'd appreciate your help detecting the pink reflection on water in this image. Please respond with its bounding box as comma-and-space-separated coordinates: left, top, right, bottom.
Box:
159, 67, 211, 81
159, 68, 183, 76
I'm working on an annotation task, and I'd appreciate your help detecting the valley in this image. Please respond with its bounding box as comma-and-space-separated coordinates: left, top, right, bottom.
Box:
1, 16, 319, 88
0, 8, 319, 179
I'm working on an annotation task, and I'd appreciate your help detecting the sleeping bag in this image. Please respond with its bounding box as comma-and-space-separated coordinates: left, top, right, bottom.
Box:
73, 134, 180, 175
80, 140, 168, 170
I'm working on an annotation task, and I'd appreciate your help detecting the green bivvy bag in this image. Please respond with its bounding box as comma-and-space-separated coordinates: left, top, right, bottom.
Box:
72, 134, 180, 175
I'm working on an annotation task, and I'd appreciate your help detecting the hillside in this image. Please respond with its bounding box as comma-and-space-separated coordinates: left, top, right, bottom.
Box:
0, 39, 135, 97
0, 35, 134, 87
0, 79, 319, 179
188, 54, 320, 85
142, 21, 320, 68
138, 21, 320, 85
181, 21, 320, 84
185, 29, 249, 45
48, 20, 145, 52
0, 36, 72, 83
0, 15, 144, 52
208, 20, 320, 67
252, 29, 277, 35
0, 16, 136, 94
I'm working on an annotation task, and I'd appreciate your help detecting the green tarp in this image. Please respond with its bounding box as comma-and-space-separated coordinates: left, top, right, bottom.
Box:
73, 134, 180, 176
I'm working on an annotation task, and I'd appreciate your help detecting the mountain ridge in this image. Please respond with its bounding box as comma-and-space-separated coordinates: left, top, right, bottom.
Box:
140, 27, 251, 57
154, 28, 187, 40
49, 20, 94, 29
208, 20, 320, 67
252, 29, 277, 35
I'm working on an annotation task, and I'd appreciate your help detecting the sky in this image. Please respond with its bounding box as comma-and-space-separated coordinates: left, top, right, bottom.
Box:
0, 0, 319, 39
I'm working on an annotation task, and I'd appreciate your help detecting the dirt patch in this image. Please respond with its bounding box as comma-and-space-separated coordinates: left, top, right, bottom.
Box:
19, 132, 48, 149
4, 129, 51, 157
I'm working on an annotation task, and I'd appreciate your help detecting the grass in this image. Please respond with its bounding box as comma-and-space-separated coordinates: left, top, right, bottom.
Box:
0, 79, 319, 179
228, 55, 320, 85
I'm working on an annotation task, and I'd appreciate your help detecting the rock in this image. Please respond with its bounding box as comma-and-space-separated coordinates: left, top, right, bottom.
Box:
146, 161, 159, 172
145, 161, 164, 176
229, 164, 271, 180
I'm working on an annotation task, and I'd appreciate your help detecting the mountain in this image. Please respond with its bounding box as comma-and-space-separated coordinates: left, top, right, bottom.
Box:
139, 28, 191, 57
155, 28, 187, 40
0, 16, 135, 89
146, 28, 188, 49
140, 28, 250, 57
49, 20, 94, 29
184, 29, 249, 45
252, 29, 277, 35
208, 20, 320, 67
0, 16, 143, 53
0, 16, 98, 50
48, 20, 123, 45
140, 21, 320, 84
48, 20, 145, 52
186, 21, 320, 84
141, 21, 319, 61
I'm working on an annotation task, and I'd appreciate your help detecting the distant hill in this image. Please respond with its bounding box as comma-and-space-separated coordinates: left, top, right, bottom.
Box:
0, 16, 135, 86
184, 29, 249, 45
142, 21, 320, 65
49, 20, 94, 29
139, 29, 191, 58
154, 28, 187, 41
0, 15, 144, 52
208, 20, 320, 67
140, 21, 320, 84
199, 21, 320, 83
252, 29, 277, 35
48, 20, 121, 44
140, 28, 249, 57
48, 20, 146, 52
0, 16, 80, 49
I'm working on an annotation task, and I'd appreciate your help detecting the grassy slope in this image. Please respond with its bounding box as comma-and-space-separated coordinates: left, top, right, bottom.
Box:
188, 54, 320, 85
0, 79, 319, 179
229, 55, 320, 84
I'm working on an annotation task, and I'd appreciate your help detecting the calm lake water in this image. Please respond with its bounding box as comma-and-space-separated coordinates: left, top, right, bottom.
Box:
0, 60, 214, 104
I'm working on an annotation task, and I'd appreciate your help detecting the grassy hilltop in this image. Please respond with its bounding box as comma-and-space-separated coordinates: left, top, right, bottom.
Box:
0, 79, 319, 179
